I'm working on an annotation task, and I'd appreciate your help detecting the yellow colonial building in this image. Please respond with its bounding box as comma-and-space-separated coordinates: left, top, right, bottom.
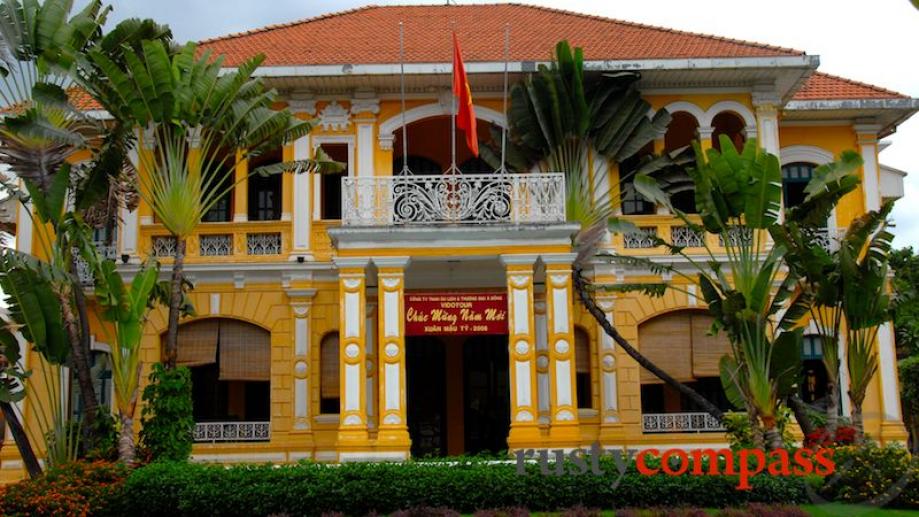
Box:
4, 3, 918, 474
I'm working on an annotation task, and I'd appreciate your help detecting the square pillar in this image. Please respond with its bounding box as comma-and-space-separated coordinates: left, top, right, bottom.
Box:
234, 149, 248, 222
374, 257, 411, 455
878, 322, 909, 443
291, 134, 313, 260
855, 124, 882, 212
287, 287, 317, 453
500, 254, 541, 448
543, 253, 581, 443
334, 257, 372, 450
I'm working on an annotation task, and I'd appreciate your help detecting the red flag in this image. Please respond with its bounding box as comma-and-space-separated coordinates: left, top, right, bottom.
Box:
452, 32, 478, 157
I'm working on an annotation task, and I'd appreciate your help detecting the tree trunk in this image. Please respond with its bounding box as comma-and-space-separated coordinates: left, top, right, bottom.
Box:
0, 401, 41, 479
763, 424, 784, 451
787, 394, 817, 438
70, 256, 100, 451
851, 401, 864, 444
56, 282, 99, 431
748, 405, 765, 449
118, 412, 135, 464
825, 379, 839, 439
163, 237, 187, 369
573, 272, 724, 421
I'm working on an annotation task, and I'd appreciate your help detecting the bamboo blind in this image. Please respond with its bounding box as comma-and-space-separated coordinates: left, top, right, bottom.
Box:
218, 319, 271, 381
320, 333, 340, 399
639, 311, 731, 383
175, 319, 219, 367
690, 313, 731, 378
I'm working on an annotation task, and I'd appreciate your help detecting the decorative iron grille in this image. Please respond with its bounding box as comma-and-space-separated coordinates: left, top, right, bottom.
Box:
74, 243, 118, 286
671, 225, 705, 248
642, 412, 725, 433
341, 173, 565, 226
623, 227, 659, 249
719, 226, 754, 248
151, 236, 177, 257
199, 234, 232, 256
247, 233, 282, 255
193, 421, 270, 442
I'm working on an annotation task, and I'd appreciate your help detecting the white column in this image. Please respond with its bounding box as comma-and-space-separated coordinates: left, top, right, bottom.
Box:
15, 196, 32, 254
292, 134, 313, 258
119, 148, 139, 262
597, 295, 619, 424
855, 124, 882, 212
543, 253, 580, 442
877, 322, 902, 421
289, 290, 317, 431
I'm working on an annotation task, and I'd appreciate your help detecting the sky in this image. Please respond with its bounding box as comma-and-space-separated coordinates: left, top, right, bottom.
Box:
87, 0, 919, 248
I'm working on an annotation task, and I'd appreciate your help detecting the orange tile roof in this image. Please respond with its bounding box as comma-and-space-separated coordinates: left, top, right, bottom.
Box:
199, 3, 804, 66
792, 72, 908, 101
67, 86, 102, 110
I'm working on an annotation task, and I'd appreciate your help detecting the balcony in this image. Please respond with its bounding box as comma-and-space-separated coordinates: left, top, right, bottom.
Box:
193, 421, 270, 443
340, 173, 566, 226
75, 242, 118, 286
642, 412, 726, 434
140, 221, 291, 263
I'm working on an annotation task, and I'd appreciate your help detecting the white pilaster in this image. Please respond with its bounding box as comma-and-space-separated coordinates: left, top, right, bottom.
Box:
855, 124, 882, 212
877, 322, 902, 421
292, 135, 312, 256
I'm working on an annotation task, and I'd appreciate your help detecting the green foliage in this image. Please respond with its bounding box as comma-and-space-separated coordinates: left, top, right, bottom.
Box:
819, 443, 919, 508
721, 410, 795, 450
890, 247, 919, 356
899, 356, 919, 448
0, 460, 129, 517
139, 364, 194, 462
109, 459, 807, 516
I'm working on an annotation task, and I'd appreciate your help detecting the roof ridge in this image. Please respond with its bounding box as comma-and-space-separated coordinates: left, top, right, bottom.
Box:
198, 4, 383, 44
501, 2, 804, 56
198, 2, 804, 56
810, 71, 908, 99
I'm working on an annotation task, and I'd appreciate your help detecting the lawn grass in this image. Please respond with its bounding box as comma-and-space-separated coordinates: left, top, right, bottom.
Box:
803, 504, 919, 516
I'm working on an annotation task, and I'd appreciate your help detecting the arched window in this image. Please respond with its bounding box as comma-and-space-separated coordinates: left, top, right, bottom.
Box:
663, 112, 700, 214
201, 148, 235, 223
173, 318, 271, 424
801, 335, 829, 405
711, 112, 746, 152
781, 162, 817, 209
574, 327, 593, 409
393, 155, 442, 175
459, 157, 493, 174
320, 332, 340, 414
318, 143, 349, 220
619, 142, 655, 215
664, 112, 699, 153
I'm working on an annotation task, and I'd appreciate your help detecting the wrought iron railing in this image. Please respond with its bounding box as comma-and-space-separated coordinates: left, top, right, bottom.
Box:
75, 243, 118, 286
341, 173, 566, 226
193, 421, 270, 442
642, 412, 725, 433
810, 227, 846, 252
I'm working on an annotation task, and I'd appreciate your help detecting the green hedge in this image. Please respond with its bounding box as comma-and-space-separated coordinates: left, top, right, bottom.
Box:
105, 458, 808, 516
819, 443, 919, 508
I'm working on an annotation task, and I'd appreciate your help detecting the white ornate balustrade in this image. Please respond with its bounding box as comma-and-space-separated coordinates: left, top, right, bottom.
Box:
811, 227, 846, 252
193, 421, 271, 442
341, 173, 566, 226
642, 412, 725, 433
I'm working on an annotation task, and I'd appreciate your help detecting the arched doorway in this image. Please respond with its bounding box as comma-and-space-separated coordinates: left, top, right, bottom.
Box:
392, 115, 499, 174
171, 318, 271, 440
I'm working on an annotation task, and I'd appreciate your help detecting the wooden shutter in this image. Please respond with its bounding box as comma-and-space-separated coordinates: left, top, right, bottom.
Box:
320, 333, 340, 399
218, 320, 270, 381
575, 328, 591, 373
639, 312, 692, 383
175, 319, 218, 367
690, 313, 732, 378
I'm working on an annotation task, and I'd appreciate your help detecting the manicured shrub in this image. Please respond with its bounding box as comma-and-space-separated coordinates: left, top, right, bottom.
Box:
110, 456, 809, 516
818, 443, 919, 508
0, 461, 128, 517
139, 364, 194, 461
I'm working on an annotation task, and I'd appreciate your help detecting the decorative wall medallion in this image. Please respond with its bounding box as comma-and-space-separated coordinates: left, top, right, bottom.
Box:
294, 361, 308, 376
385, 343, 399, 358
554, 339, 570, 354
536, 356, 549, 369
514, 340, 529, 355
292, 305, 309, 317
350, 97, 380, 116
602, 354, 615, 369
319, 101, 351, 131
345, 344, 360, 358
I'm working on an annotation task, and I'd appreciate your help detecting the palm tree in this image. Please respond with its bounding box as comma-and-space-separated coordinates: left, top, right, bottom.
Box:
840, 202, 895, 442
80, 40, 341, 368
484, 41, 725, 419
771, 151, 864, 438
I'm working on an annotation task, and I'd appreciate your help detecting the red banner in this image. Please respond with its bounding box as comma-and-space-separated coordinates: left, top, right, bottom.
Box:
405, 292, 507, 336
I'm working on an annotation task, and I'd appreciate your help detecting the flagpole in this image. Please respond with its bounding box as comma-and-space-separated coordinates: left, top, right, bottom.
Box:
399, 21, 410, 175
450, 24, 457, 174
499, 23, 510, 174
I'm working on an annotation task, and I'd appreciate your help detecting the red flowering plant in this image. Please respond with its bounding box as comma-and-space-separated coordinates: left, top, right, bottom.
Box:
0, 460, 128, 517
804, 425, 858, 449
